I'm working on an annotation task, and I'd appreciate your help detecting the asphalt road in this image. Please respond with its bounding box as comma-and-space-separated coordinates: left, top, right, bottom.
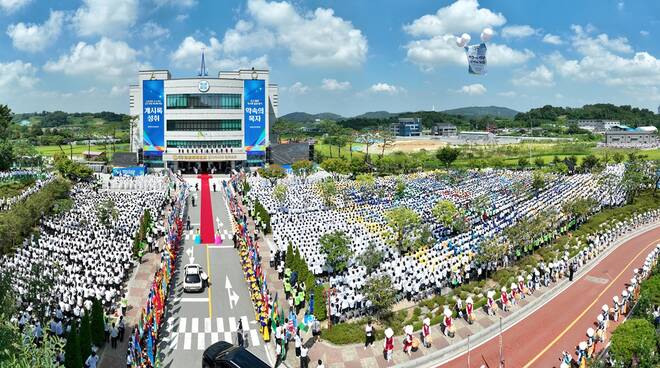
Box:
158, 176, 271, 368
437, 226, 660, 368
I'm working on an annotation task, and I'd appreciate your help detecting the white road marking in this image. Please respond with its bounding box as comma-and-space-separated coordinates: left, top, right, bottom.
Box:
197, 332, 205, 350
178, 318, 187, 333
224, 332, 232, 343
191, 318, 198, 333
240, 316, 249, 330
177, 297, 209, 303
228, 317, 237, 332
217, 318, 224, 332
204, 318, 211, 333
183, 332, 192, 350
250, 329, 260, 347
210, 332, 219, 344
207, 244, 234, 249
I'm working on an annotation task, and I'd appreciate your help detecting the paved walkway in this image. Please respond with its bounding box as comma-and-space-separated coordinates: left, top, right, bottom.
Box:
251, 210, 659, 368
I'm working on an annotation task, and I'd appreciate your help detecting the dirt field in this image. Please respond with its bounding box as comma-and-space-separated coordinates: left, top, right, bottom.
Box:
375, 139, 448, 154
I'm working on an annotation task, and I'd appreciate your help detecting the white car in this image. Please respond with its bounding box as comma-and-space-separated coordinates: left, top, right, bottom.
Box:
183, 264, 204, 292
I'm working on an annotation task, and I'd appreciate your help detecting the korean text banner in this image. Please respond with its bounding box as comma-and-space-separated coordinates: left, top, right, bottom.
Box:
465, 43, 487, 75
244, 79, 266, 155
143, 80, 165, 156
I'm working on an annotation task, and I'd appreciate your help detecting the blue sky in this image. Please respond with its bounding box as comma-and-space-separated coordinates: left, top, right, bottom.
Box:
0, 0, 659, 116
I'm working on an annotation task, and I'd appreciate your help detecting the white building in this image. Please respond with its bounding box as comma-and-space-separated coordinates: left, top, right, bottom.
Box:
129, 68, 278, 173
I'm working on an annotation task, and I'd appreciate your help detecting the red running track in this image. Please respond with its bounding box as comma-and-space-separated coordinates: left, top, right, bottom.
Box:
199, 174, 215, 244
438, 226, 660, 368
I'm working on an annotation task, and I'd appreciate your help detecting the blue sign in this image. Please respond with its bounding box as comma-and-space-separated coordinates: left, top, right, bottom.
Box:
112, 166, 146, 176
243, 79, 266, 155
143, 79, 165, 158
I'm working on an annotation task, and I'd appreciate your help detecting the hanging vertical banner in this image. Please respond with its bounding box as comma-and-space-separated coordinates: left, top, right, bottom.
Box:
465, 43, 487, 75
244, 79, 266, 155
143, 79, 165, 159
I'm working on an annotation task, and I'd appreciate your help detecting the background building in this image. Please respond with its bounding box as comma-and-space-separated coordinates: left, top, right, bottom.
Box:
391, 117, 422, 137
129, 67, 278, 173
432, 123, 458, 136
604, 129, 658, 147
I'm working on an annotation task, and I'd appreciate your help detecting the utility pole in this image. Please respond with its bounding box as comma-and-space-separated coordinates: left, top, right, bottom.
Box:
499, 317, 504, 368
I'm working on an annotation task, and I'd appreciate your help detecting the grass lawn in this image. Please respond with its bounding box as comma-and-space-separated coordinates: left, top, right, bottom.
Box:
36, 144, 129, 157
0, 178, 35, 199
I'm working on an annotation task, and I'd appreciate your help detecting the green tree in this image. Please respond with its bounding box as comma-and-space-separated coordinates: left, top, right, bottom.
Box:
435, 146, 461, 168
96, 199, 118, 228
475, 237, 508, 266
258, 164, 287, 182
291, 159, 313, 177
612, 152, 625, 164
531, 170, 546, 193
64, 320, 82, 368
272, 184, 287, 206
358, 242, 383, 274
580, 154, 601, 173
384, 207, 421, 253
90, 299, 105, 348
432, 200, 458, 228
320, 157, 349, 175
79, 314, 92, 363
610, 319, 658, 367
53, 153, 93, 182
317, 180, 337, 208
355, 173, 375, 193
378, 130, 395, 158
395, 177, 406, 199
0, 104, 11, 139
621, 160, 653, 203
362, 275, 397, 318
517, 157, 529, 168
319, 230, 351, 274
534, 157, 544, 168
562, 197, 597, 224
0, 140, 14, 171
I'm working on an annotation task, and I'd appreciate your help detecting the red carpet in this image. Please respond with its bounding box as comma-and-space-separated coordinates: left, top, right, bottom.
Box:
198, 174, 215, 244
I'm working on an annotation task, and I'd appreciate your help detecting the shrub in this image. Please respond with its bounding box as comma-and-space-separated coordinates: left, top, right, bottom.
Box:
90, 299, 105, 347
78, 314, 92, 362
64, 320, 82, 368
610, 319, 657, 367
322, 322, 365, 344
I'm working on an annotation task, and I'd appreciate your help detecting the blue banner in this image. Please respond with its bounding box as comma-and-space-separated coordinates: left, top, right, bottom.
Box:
112, 166, 146, 177
465, 43, 487, 75
243, 79, 266, 155
143, 79, 165, 157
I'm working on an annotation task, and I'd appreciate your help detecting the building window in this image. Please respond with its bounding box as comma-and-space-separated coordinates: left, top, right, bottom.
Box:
167, 140, 242, 148
166, 94, 242, 109
166, 120, 242, 131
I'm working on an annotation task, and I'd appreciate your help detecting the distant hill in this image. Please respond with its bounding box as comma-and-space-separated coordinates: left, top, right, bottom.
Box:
279, 112, 343, 123
353, 111, 395, 119
442, 106, 519, 118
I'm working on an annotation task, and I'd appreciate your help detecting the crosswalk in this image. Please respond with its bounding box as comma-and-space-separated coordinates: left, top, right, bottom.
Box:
163, 316, 261, 351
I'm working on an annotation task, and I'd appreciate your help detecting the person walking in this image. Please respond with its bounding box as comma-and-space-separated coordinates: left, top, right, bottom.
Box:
110, 323, 119, 349
213, 182, 217, 192
294, 331, 302, 357
237, 320, 245, 347
384, 328, 394, 362
300, 344, 309, 368
118, 316, 125, 342
364, 320, 374, 349
569, 262, 576, 281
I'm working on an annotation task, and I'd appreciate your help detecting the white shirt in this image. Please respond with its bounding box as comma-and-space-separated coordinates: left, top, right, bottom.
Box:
85, 354, 99, 368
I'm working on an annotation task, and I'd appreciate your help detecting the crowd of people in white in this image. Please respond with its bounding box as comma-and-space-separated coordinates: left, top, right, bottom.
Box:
247, 166, 628, 323
0, 170, 54, 211
0, 174, 169, 363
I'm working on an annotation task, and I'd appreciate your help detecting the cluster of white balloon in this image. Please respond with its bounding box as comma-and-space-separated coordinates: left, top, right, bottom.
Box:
455, 28, 494, 75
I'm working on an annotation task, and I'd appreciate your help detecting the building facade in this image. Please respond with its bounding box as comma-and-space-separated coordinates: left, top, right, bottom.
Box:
604, 130, 658, 147
129, 68, 278, 173
391, 118, 422, 137
432, 123, 458, 136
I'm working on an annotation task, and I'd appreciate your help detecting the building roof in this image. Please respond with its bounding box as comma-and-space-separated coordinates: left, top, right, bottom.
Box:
435, 123, 457, 128
605, 130, 656, 135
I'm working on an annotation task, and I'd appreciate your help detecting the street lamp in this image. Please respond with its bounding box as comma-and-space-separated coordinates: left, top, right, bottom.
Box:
251, 67, 258, 80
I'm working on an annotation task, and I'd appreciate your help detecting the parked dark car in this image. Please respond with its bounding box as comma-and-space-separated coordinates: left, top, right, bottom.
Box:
202, 341, 270, 368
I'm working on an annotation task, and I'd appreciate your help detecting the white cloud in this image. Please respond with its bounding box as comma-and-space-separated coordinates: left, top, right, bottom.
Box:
220, 20, 276, 55
548, 25, 660, 88
44, 38, 145, 81
0, 60, 38, 92
170, 36, 269, 71
153, 0, 196, 7
110, 85, 129, 96
617, 1, 624, 10
243, 0, 367, 67
497, 91, 516, 97
512, 65, 554, 87
555, 93, 564, 99
0, 0, 31, 13
403, 0, 506, 37
321, 78, 351, 91
175, 14, 189, 22
73, 0, 138, 37
501, 25, 536, 39
287, 82, 309, 94
640, 30, 649, 37
458, 83, 486, 95
542, 34, 563, 45
405, 35, 534, 70
368, 83, 403, 95
6, 10, 64, 52
142, 22, 169, 39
